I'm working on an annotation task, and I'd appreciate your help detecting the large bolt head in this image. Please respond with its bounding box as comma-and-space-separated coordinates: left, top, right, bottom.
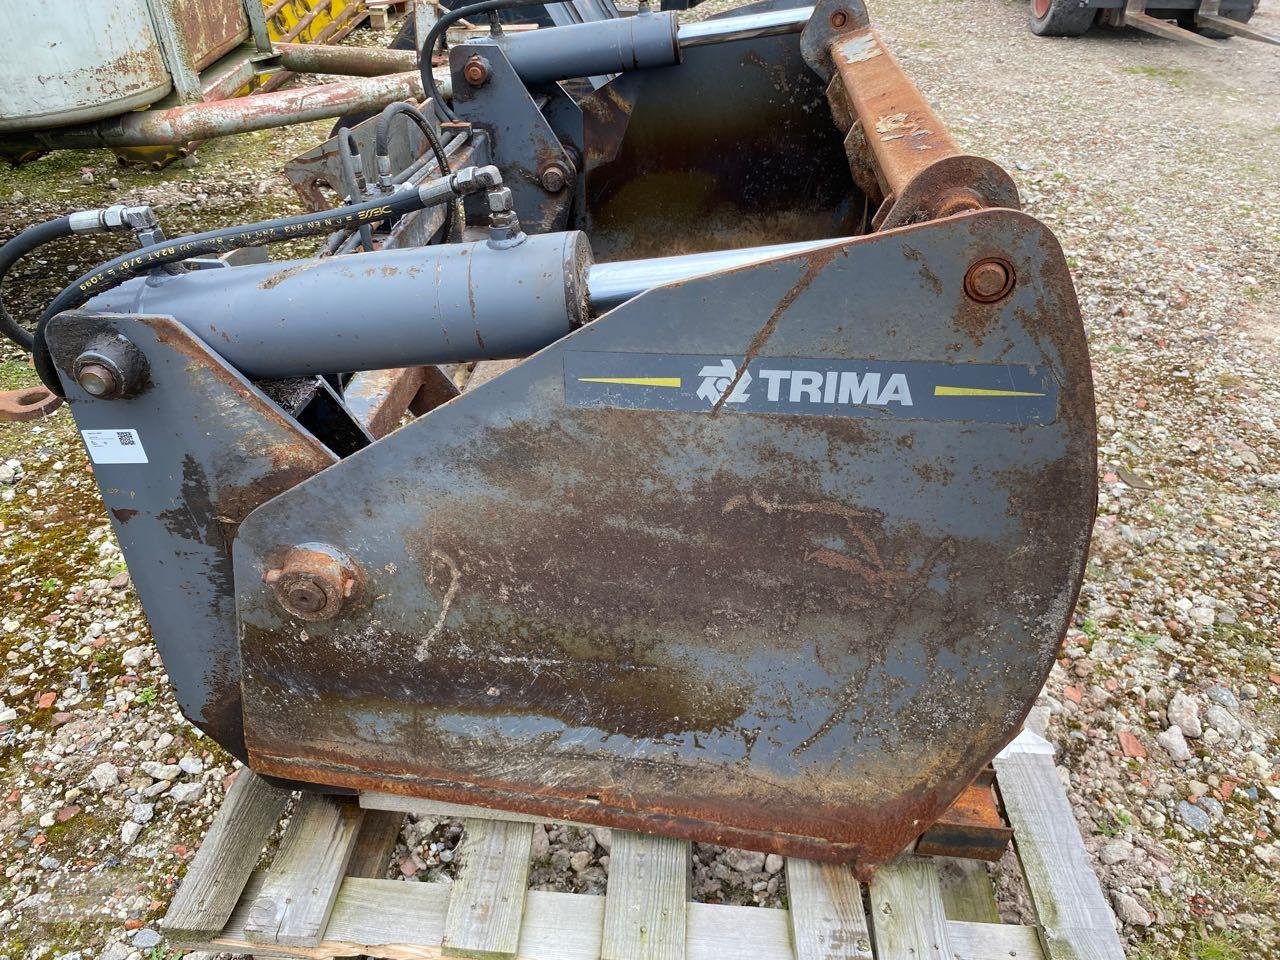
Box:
263, 544, 363, 622
72, 336, 148, 400
463, 55, 490, 87
963, 258, 1015, 303
538, 162, 571, 193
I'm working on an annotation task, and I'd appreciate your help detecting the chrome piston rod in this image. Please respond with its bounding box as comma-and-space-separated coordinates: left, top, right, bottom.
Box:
586, 236, 848, 313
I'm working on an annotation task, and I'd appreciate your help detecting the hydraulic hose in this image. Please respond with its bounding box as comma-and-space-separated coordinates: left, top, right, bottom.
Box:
32, 186, 439, 394
336, 128, 376, 251
374, 101, 455, 241
0, 217, 74, 351
419, 0, 552, 122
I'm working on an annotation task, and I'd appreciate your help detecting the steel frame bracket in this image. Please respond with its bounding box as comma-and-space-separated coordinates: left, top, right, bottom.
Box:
449, 43, 579, 234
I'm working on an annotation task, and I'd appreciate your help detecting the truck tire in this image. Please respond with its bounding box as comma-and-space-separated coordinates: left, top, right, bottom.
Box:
1179, 0, 1257, 37
1029, 0, 1097, 35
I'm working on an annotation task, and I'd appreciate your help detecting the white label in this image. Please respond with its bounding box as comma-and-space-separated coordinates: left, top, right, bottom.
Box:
82, 429, 148, 465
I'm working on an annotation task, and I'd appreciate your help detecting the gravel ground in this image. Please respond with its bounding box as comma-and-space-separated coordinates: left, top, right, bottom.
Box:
2, 3, 1279, 959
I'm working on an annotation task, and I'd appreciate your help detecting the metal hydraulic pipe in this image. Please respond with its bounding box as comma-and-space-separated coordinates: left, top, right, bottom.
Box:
275, 42, 419, 76
586, 237, 849, 312
676, 7, 812, 47
83, 233, 591, 379
20, 72, 426, 149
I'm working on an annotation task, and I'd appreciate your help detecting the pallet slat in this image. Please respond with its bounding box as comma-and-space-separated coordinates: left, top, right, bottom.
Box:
443, 818, 535, 959
347, 809, 406, 880
936, 858, 1000, 925
993, 730, 1125, 960
244, 794, 366, 947
602, 831, 690, 960
868, 856, 954, 960
161, 770, 292, 941
205, 874, 1047, 960
785, 858, 873, 960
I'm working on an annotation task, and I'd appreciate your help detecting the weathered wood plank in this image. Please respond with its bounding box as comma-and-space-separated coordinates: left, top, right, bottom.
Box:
347, 809, 406, 880
601, 831, 690, 960
244, 794, 366, 947
936, 858, 1000, 925
948, 921, 1045, 960
785, 858, 873, 960
993, 730, 1125, 960
161, 770, 291, 941
868, 856, 954, 960
442, 818, 534, 959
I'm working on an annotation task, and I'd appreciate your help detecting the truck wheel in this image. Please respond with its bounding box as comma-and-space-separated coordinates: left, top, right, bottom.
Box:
1029, 0, 1097, 35
1179, 0, 1257, 37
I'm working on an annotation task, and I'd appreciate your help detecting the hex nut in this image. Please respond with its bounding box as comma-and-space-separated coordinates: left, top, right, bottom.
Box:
486, 186, 514, 213
263, 545, 364, 622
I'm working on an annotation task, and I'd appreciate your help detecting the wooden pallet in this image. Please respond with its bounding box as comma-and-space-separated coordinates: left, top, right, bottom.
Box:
160, 729, 1126, 960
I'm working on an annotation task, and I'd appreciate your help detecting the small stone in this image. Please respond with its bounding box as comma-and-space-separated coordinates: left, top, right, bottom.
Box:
1111, 891, 1152, 927
722, 848, 767, 873
140, 761, 181, 781
764, 853, 784, 874
132, 928, 161, 949
100, 943, 131, 960
1099, 840, 1133, 865
1117, 730, 1146, 759
530, 826, 550, 859
589, 826, 612, 851
1204, 704, 1241, 741
569, 850, 593, 873
121, 820, 143, 845
169, 782, 205, 804
1166, 691, 1202, 738
1204, 685, 1239, 710
1197, 796, 1224, 822
121, 646, 148, 669
178, 755, 205, 776
1177, 800, 1211, 833
130, 802, 155, 824
90, 762, 119, 790
1156, 726, 1192, 762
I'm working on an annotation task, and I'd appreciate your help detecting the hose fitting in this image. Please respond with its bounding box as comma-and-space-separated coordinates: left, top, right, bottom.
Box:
67, 205, 157, 235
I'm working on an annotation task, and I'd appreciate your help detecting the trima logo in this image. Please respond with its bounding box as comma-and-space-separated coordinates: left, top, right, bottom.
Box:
694, 358, 912, 408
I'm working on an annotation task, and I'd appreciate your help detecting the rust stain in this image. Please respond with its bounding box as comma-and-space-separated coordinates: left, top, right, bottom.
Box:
711, 245, 841, 413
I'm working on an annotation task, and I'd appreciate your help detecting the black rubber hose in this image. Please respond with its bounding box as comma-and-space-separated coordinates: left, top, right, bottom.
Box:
419, 0, 552, 122
336, 128, 376, 251
32, 188, 430, 394
0, 216, 74, 352
374, 101, 455, 240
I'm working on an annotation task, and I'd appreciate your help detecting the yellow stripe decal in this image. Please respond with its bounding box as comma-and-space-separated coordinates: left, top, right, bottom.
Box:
934, 385, 1045, 398
578, 376, 681, 388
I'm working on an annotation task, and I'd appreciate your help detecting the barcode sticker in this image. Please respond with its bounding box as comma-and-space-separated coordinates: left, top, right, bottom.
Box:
82, 429, 148, 465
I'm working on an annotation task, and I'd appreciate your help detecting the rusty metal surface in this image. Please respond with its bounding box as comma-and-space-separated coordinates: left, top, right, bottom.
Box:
234, 208, 1095, 877
0, 385, 63, 422
275, 42, 419, 76
27, 73, 425, 150
345, 367, 460, 439
576, 26, 863, 260
44, 312, 336, 759
163, 0, 251, 71
916, 769, 1012, 861
824, 29, 1020, 228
